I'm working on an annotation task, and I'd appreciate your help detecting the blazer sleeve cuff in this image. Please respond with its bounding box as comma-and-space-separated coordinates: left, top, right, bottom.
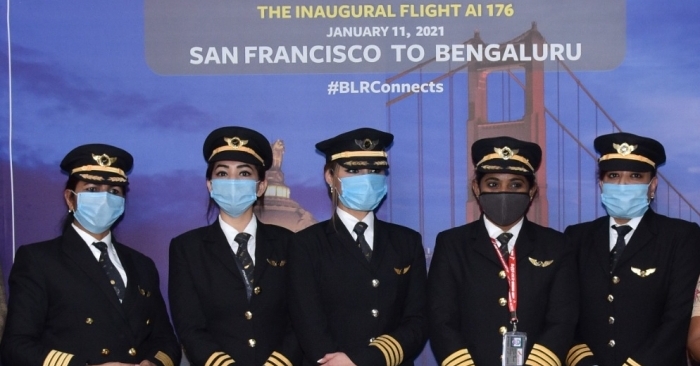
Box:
151, 350, 176, 366
204, 351, 235, 366
264, 351, 293, 366
43, 350, 76, 366
566, 344, 594, 366
526, 343, 561, 366
623, 358, 642, 366
369, 334, 405, 366
440, 348, 475, 366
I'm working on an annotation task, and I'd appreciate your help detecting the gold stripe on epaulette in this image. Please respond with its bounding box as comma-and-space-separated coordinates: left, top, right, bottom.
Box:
155, 351, 174, 366
528, 343, 560, 366
264, 351, 292, 366
566, 344, 593, 366
441, 349, 473, 366
205, 352, 234, 366
623, 358, 641, 366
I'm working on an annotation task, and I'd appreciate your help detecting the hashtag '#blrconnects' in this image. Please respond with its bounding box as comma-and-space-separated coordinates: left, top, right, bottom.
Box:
327, 81, 339, 95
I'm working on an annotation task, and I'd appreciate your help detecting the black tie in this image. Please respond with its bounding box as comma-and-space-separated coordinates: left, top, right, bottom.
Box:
234, 233, 254, 300
353, 222, 372, 262
496, 232, 513, 261
93, 242, 126, 301
610, 225, 632, 272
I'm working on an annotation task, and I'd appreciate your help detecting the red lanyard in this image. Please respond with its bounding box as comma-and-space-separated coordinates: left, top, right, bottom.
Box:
491, 237, 518, 327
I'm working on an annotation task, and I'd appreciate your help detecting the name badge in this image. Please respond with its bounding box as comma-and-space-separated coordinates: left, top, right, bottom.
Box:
502, 331, 527, 366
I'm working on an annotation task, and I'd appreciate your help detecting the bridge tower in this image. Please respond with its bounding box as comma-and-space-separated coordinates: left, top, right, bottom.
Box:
466, 22, 549, 225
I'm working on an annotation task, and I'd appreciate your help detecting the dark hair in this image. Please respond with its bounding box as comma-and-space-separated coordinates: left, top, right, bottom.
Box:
61, 176, 128, 232
474, 171, 536, 189
205, 161, 266, 223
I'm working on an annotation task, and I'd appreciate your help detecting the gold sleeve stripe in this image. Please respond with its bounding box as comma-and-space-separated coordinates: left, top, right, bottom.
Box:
264, 351, 292, 366
375, 338, 399, 365
155, 351, 175, 366
43, 350, 75, 366
375, 335, 404, 365
370, 338, 393, 366
566, 344, 593, 366
441, 349, 474, 366
205, 352, 234, 366
529, 343, 561, 366
623, 359, 641, 366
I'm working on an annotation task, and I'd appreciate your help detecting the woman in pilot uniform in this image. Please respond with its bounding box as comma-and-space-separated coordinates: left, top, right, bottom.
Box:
168, 126, 301, 366
1, 144, 180, 366
428, 136, 578, 366
288, 127, 427, 366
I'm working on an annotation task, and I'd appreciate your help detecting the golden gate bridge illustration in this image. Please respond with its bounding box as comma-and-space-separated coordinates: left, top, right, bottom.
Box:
382, 22, 698, 236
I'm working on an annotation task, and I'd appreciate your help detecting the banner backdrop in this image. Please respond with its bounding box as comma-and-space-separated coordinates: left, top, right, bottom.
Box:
1, 1, 699, 365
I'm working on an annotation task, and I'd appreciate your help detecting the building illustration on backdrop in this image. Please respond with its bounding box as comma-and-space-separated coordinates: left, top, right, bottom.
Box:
254, 139, 317, 232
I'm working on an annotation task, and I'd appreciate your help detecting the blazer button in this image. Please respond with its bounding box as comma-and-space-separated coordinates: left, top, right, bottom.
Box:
101, 349, 110, 356
245, 311, 253, 320
369, 338, 376, 343
85, 318, 94, 325
371, 309, 379, 317
498, 298, 508, 307
608, 316, 615, 324
608, 340, 615, 348
498, 270, 506, 279
499, 326, 507, 335
249, 339, 257, 347
254, 286, 261, 295
146, 318, 151, 325
372, 279, 380, 288
612, 276, 620, 284
607, 294, 614, 302
129, 348, 137, 356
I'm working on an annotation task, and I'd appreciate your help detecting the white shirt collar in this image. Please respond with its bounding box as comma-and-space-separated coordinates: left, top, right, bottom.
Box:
218, 215, 257, 244
483, 216, 524, 252
72, 223, 113, 247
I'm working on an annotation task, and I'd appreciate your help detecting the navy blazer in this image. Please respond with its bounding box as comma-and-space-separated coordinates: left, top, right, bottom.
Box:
0, 226, 180, 366
288, 215, 428, 366
429, 217, 578, 366
169, 220, 301, 366
565, 209, 700, 366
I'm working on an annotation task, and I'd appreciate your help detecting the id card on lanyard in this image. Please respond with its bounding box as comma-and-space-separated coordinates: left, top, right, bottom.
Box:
491, 237, 526, 366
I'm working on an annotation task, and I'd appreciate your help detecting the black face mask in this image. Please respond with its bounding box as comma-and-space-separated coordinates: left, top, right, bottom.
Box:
477, 192, 531, 227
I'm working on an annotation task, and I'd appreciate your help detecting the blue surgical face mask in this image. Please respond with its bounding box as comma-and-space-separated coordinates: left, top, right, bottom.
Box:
72, 191, 125, 234
601, 183, 650, 219
210, 179, 259, 218
338, 174, 388, 211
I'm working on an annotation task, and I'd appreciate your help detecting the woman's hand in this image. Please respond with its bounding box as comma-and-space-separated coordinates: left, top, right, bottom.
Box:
317, 352, 356, 366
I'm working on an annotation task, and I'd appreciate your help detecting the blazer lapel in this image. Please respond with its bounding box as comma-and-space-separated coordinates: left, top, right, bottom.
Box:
514, 220, 536, 264
116, 243, 139, 317
204, 222, 243, 280
61, 228, 126, 318
471, 218, 503, 266
616, 210, 656, 268
325, 215, 372, 271
252, 222, 274, 284
370, 219, 389, 271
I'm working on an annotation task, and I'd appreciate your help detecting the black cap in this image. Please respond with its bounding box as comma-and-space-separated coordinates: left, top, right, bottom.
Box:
471, 136, 542, 175
316, 128, 394, 169
60, 144, 133, 186
594, 132, 666, 172
203, 126, 273, 171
